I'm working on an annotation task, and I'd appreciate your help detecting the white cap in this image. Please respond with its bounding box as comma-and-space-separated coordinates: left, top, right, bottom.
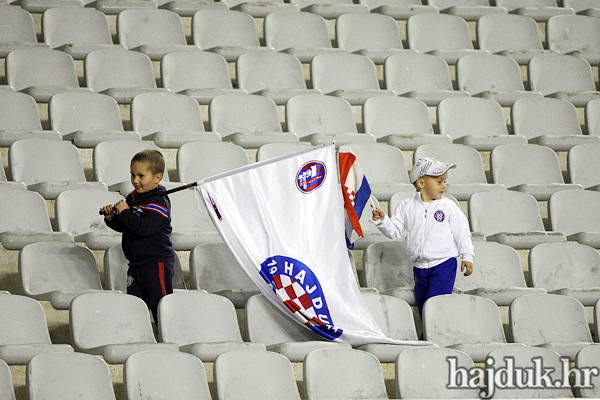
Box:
409, 157, 456, 183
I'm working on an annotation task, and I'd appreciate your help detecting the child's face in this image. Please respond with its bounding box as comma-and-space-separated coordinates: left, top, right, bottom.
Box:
130, 161, 162, 194
419, 172, 448, 202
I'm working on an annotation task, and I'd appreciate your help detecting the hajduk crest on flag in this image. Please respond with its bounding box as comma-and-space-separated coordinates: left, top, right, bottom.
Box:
195, 142, 429, 347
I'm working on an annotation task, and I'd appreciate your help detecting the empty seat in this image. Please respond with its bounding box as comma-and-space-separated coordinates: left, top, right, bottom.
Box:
157, 0, 228, 16
0, 153, 26, 191
414, 143, 506, 200
0, 359, 15, 400
456, 53, 542, 106
19, 242, 112, 309
510, 293, 593, 361
468, 190, 567, 248
586, 98, 600, 137
547, 15, 600, 64
131, 92, 220, 147
93, 0, 158, 15
357, 0, 439, 18
6, 48, 91, 102
568, 143, 600, 190
406, 13, 490, 64
209, 93, 298, 148
490, 143, 583, 200
437, 97, 527, 151
286, 94, 375, 146
255, 142, 314, 161
564, 0, 600, 15
304, 348, 389, 399
85, 48, 169, 104
311, 52, 396, 105
512, 97, 600, 151
575, 344, 600, 398
549, 190, 600, 247
0, 7, 46, 58
429, 0, 507, 19
0, 294, 73, 365
124, 350, 212, 400
9, 138, 107, 199
528, 54, 600, 107
423, 294, 523, 362
383, 52, 469, 107
495, 0, 575, 21
158, 291, 266, 361
351, 195, 394, 250
236, 51, 321, 105
177, 141, 250, 182
42, 7, 123, 60
219, 0, 299, 17
20, 0, 84, 13
49, 91, 141, 147
70, 292, 179, 363
289, 0, 368, 17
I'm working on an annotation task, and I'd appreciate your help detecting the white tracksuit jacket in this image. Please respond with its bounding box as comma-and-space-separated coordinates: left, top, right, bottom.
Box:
374, 192, 474, 269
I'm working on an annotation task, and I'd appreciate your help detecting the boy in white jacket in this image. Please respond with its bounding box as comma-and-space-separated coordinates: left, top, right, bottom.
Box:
372, 157, 474, 316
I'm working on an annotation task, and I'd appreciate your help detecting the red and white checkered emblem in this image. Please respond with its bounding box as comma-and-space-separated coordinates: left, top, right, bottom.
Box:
272, 274, 326, 328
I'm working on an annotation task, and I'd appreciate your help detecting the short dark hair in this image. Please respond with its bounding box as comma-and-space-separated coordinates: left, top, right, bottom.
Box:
131, 149, 165, 176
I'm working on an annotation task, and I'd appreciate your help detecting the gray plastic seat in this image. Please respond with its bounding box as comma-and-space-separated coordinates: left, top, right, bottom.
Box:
568, 143, 600, 190
156, 0, 227, 16
430, 0, 507, 19
495, 0, 574, 21
548, 190, 600, 247
357, 0, 439, 18
575, 343, 600, 398
288, 0, 368, 17
0, 7, 47, 58
219, 0, 299, 17
0, 359, 15, 400
20, 0, 84, 13
352, 195, 394, 250
547, 15, 600, 65
255, 142, 314, 161
0, 151, 25, 190
563, 0, 600, 15
586, 98, 600, 137
92, 0, 157, 15
177, 142, 250, 183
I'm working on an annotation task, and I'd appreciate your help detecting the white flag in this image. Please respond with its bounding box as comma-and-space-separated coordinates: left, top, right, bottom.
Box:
197, 143, 421, 346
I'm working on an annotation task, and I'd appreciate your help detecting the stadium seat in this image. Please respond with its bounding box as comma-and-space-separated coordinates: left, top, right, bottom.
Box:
49, 91, 141, 147
0, 294, 73, 365
512, 97, 600, 151
245, 294, 351, 361
161, 49, 246, 104
546, 15, 600, 65
357, 0, 438, 18
468, 190, 567, 248
510, 293, 593, 361
117, 8, 194, 61
548, 190, 600, 247
70, 292, 179, 364
189, 242, 259, 307
396, 347, 479, 399
0, 153, 26, 190
19, 242, 112, 309
0, 359, 14, 400
310, 52, 397, 105
177, 141, 249, 182
236, 51, 321, 105
219, 0, 299, 17
285, 94, 375, 146
213, 349, 302, 400
586, 98, 600, 137
264, 11, 344, 63
528, 54, 600, 107
413, 143, 506, 200
456, 53, 542, 106
406, 13, 490, 63
255, 142, 314, 161
304, 348, 389, 399
85, 48, 169, 104
490, 143, 583, 200
568, 143, 600, 190
495, 0, 574, 21
388, 190, 460, 212
476, 14, 558, 64
26, 353, 116, 400
42, 7, 123, 60
563, 0, 600, 16
5, 48, 91, 102
454, 242, 546, 305
157, 0, 228, 16
437, 97, 527, 151
383, 52, 469, 106
423, 294, 524, 362
208, 94, 298, 149
124, 350, 212, 400
94, 0, 157, 15
0, 91, 60, 147
8, 138, 107, 199
428, 0, 506, 19
157, 291, 266, 361
0, 7, 46, 58
289, 0, 368, 17
348, 195, 393, 250
131, 92, 220, 147
575, 345, 600, 398
20, 0, 83, 12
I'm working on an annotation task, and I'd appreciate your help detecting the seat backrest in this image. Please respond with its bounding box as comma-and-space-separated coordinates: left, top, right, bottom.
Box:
117, 8, 186, 49
85, 48, 157, 92
304, 348, 388, 400
407, 13, 474, 52
510, 293, 592, 345
161, 50, 233, 92
362, 241, 414, 291
177, 142, 249, 182
563, 0, 600, 12
586, 98, 600, 136
236, 51, 308, 93
158, 291, 244, 345
384, 52, 455, 94
164, 182, 216, 234
468, 190, 545, 236
335, 13, 403, 52
264, 11, 332, 51
413, 143, 488, 184
437, 97, 509, 140
361, 292, 418, 341
70, 292, 156, 350
546, 15, 600, 54
6, 48, 79, 91
214, 349, 301, 400
19, 242, 103, 298
9, 138, 86, 185
490, 143, 564, 187
0, 7, 37, 44
346, 143, 410, 185
285, 94, 357, 139
209, 94, 282, 136
311, 52, 381, 94
55, 189, 124, 237
0, 359, 15, 400
256, 142, 314, 161
512, 97, 582, 140
495, 0, 560, 11
49, 91, 124, 134
548, 190, 600, 235
0, 91, 43, 131
0, 187, 53, 232
131, 92, 204, 137
477, 14, 544, 53
27, 352, 116, 400
529, 54, 597, 95
423, 294, 507, 346
192, 9, 260, 49
43, 7, 113, 48
457, 53, 525, 94
362, 96, 434, 139
568, 143, 600, 188
575, 345, 600, 398
0, 294, 53, 345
